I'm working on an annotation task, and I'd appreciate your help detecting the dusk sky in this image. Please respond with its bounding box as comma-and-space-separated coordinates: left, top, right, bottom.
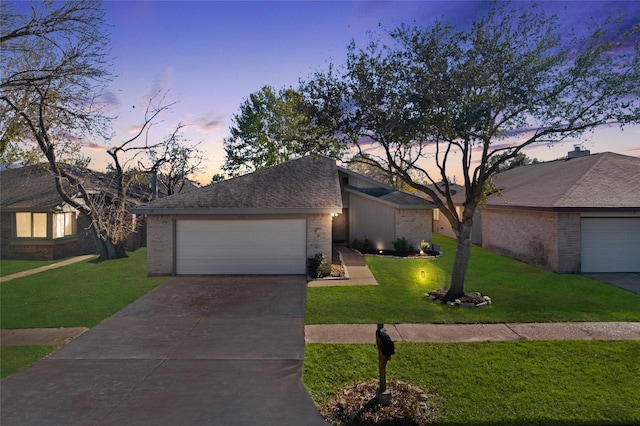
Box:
14, 1, 640, 183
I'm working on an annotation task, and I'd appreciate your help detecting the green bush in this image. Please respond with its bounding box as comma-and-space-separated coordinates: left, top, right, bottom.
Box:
392, 236, 410, 251
350, 237, 372, 252
308, 253, 327, 278
420, 240, 430, 251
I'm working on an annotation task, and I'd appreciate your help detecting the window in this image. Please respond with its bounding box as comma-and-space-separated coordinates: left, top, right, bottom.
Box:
15, 212, 47, 238
433, 209, 440, 220
54, 212, 74, 238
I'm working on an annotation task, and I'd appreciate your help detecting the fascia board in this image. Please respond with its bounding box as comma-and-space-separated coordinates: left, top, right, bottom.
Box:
345, 186, 433, 210
131, 207, 344, 215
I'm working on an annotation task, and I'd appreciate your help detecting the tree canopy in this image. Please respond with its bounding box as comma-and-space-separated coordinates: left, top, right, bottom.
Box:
222, 85, 344, 176
302, 2, 640, 300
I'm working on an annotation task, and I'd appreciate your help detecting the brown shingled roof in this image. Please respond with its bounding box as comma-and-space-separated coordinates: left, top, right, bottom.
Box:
487, 152, 640, 209
134, 155, 343, 214
1, 164, 152, 211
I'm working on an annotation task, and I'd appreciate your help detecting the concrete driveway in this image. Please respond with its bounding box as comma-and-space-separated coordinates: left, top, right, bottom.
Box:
1, 276, 328, 426
584, 273, 640, 295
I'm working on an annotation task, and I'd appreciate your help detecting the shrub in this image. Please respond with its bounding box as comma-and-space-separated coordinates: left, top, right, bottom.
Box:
308, 253, 327, 278
392, 236, 410, 251
420, 240, 430, 251
351, 237, 372, 252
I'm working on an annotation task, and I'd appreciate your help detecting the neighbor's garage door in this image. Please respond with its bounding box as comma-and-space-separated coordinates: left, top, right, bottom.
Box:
176, 219, 306, 274
581, 218, 640, 273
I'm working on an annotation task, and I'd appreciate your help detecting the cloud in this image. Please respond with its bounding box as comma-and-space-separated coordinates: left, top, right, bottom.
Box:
62, 133, 109, 151
127, 125, 143, 135
182, 112, 226, 132
145, 67, 175, 101
97, 90, 121, 109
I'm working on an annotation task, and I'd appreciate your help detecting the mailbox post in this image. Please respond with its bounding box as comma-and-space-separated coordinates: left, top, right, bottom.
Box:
376, 323, 395, 406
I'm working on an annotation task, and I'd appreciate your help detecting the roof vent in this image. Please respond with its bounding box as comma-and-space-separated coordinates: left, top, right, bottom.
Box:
567, 145, 590, 159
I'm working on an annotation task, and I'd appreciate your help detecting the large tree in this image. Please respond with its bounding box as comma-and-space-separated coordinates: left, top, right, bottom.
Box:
1, 1, 200, 260
222, 85, 343, 176
304, 3, 640, 300
138, 124, 205, 196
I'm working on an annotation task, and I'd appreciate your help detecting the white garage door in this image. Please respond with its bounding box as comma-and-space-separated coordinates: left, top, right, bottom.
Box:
176, 219, 307, 274
581, 218, 640, 273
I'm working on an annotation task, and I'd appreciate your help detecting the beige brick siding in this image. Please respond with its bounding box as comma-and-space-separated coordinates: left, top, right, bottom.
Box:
145, 214, 333, 276
482, 208, 581, 273
557, 213, 581, 272
146, 215, 174, 275
395, 209, 432, 249
307, 214, 333, 273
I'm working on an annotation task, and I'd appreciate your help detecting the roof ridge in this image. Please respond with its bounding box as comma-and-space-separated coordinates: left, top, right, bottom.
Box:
554, 153, 606, 207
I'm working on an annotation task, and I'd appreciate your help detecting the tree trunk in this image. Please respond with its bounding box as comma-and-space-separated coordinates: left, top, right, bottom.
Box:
444, 221, 473, 302
90, 226, 128, 261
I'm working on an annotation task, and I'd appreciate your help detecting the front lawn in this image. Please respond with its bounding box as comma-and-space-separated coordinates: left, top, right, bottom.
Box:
304, 340, 640, 425
306, 234, 640, 324
1, 346, 58, 379
0, 249, 168, 329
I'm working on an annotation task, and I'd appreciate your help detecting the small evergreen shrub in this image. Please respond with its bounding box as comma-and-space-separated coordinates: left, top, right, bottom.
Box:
392, 236, 410, 251
308, 253, 327, 278
351, 237, 372, 252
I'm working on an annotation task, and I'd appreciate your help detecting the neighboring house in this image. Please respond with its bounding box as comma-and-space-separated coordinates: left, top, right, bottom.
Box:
482, 151, 640, 273
134, 155, 434, 276
1, 165, 147, 260
429, 182, 483, 245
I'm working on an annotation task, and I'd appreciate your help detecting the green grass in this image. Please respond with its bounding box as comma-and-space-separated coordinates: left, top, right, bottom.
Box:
1, 346, 58, 379
306, 234, 640, 324
304, 341, 640, 425
0, 258, 66, 277
0, 249, 168, 328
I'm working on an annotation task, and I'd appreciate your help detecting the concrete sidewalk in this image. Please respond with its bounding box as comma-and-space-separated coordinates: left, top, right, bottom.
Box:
0, 255, 96, 283
305, 322, 640, 344
308, 245, 378, 287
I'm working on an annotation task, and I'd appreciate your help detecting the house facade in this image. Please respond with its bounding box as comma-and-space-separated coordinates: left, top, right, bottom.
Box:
1, 165, 96, 260
135, 155, 434, 276
481, 152, 640, 273
1, 165, 146, 260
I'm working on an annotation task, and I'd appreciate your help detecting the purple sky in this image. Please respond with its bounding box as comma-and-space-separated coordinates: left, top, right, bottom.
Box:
16, 1, 640, 182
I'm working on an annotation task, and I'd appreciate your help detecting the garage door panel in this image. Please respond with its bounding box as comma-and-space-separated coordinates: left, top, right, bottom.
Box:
581, 218, 640, 273
176, 219, 306, 275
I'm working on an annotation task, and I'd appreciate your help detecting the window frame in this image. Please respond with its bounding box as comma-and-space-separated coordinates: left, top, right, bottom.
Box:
15, 212, 48, 238
53, 211, 76, 239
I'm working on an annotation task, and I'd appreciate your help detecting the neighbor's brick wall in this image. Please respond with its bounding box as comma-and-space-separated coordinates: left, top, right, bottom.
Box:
482, 208, 581, 273
395, 209, 432, 249
556, 213, 581, 273
1, 213, 14, 258
307, 214, 332, 273
1, 212, 96, 260
146, 215, 174, 275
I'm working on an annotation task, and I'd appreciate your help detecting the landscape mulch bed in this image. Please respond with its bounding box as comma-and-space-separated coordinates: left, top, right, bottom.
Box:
320, 380, 437, 426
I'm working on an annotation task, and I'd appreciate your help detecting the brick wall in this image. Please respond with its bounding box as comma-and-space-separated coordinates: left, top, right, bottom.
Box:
557, 213, 581, 273
1, 212, 96, 260
146, 215, 174, 275
307, 214, 332, 274
395, 209, 432, 249
482, 208, 581, 273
